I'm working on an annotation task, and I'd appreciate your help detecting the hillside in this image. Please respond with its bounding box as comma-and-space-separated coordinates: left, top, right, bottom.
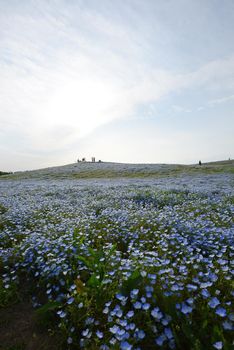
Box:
1, 159, 234, 180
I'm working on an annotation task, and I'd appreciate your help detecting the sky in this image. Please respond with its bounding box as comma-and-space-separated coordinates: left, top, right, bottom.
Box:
0, 0, 234, 171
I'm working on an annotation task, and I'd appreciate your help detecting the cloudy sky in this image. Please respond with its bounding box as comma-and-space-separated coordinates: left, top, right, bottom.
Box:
1, 0, 234, 171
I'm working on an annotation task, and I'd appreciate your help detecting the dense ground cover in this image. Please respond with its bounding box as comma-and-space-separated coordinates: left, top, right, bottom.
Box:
0, 174, 233, 349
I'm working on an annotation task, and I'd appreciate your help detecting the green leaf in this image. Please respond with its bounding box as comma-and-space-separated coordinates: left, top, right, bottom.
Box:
36, 301, 61, 316
120, 270, 142, 295
87, 273, 101, 288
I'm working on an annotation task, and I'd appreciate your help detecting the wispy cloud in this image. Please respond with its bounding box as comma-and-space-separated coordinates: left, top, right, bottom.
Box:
208, 94, 234, 106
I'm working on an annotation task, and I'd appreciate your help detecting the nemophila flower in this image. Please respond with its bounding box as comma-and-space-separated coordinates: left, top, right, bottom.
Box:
116, 309, 123, 317
217, 259, 227, 265
142, 302, 150, 310
201, 289, 210, 298
151, 307, 163, 320
67, 297, 74, 304
116, 328, 126, 339
181, 303, 193, 315
103, 307, 109, 314
129, 323, 136, 331
222, 320, 233, 330
155, 334, 166, 346
119, 319, 127, 327
145, 285, 154, 292
208, 297, 220, 309
110, 325, 119, 334
116, 293, 125, 301
186, 298, 194, 305
162, 317, 170, 326
164, 327, 173, 340
187, 284, 198, 291
171, 284, 179, 291
96, 330, 104, 339
120, 341, 132, 350
110, 337, 117, 345
213, 341, 223, 349
67, 337, 73, 344
130, 289, 139, 298
108, 315, 113, 323
169, 339, 176, 349
133, 301, 142, 309
126, 310, 134, 318
135, 329, 145, 340
57, 310, 66, 318
85, 317, 94, 325
215, 307, 227, 317
80, 338, 85, 348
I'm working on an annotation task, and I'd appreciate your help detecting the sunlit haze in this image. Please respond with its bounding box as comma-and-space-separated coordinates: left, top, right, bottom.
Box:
1, 0, 234, 171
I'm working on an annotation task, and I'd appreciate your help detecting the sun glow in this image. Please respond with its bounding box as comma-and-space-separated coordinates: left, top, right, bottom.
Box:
42, 78, 118, 138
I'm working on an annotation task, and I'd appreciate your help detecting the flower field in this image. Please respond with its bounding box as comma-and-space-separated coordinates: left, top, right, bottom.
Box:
0, 174, 233, 350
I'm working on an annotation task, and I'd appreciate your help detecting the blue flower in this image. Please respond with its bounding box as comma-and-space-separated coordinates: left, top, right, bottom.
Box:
129, 323, 136, 330
222, 320, 233, 330
133, 301, 142, 309
130, 289, 139, 298
213, 341, 223, 349
120, 341, 132, 350
116, 328, 126, 339
103, 307, 109, 314
164, 327, 173, 340
215, 307, 227, 317
110, 325, 119, 334
67, 297, 75, 304
186, 284, 197, 291
151, 307, 163, 319
208, 297, 220, 309
116, 293, 125, 301
135, 330, 145, 340
96, 330, 103, 339
126, 310, 134, 318
67, 337, 73, 344
116, 309, 123, 317
201, 289, 210, 298
85, 317, 94, 325
171, 284, 179, 291
100, 345, 110, 350
155, 334, 166, 346
181, 303, 193, 315
142, 302, 150, 310
200, 281, 213, 288
186, 298, 194, 305
82, 328, 90, 337
57, 310, 66, 318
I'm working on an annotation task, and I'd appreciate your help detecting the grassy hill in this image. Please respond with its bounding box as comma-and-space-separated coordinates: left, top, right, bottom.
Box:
1, 159, 233, 180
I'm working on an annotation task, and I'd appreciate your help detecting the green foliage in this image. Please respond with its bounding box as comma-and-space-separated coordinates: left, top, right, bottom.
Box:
36, 301, 62, 327
0, 279, 19, 308
120, 270, 142, 296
